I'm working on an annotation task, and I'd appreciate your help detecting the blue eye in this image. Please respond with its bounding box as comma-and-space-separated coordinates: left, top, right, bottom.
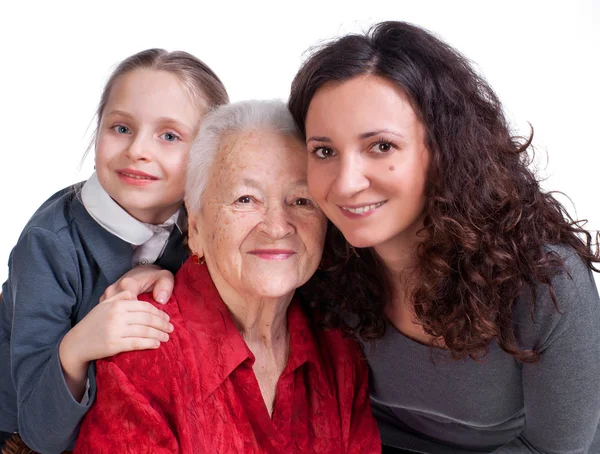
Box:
160, 132, 180, 142
113, 125, 131, 134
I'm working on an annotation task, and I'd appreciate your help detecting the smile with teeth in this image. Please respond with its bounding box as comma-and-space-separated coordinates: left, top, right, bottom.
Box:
341, 201, 386, 214
119, 172, 157, 180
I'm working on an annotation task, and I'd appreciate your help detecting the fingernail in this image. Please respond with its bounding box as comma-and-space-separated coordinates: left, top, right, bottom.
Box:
156, 292, 168, 304
168, 323, 174, 332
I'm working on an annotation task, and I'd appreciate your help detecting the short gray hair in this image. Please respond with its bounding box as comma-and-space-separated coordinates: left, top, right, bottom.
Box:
185, 100, 302, 214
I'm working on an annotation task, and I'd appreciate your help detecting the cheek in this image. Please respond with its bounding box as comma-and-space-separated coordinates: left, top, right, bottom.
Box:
93, 146, 113, 180
300, 216, 328, 254
389, 157, 425, 189
307, 163, 330, 200
95, 133, 122, 161
165, 154, 189, 182
409, 158, 429, 196
209, 212, 248, 258
94, 139, 109, 166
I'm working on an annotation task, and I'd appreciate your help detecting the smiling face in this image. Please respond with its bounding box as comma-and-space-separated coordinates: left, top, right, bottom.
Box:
187, 129, 327, 301
304, 75, 430, 259
95, 68, 204, 224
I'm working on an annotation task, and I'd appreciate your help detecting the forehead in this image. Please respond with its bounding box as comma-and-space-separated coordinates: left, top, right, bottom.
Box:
306, 75, 419, 133
105, 69, 200, 120
216, 129, 307, 178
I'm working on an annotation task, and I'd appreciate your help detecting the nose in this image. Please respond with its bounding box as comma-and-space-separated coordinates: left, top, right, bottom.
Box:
259, 205, 296, 240
331, 153, 370, 198
125, 132, 152, 161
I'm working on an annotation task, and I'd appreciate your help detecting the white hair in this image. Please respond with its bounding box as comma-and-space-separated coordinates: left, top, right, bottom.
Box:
185, 99, 302, 214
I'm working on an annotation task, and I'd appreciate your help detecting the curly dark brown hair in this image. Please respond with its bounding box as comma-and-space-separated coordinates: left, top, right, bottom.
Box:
289, 21, 599, 362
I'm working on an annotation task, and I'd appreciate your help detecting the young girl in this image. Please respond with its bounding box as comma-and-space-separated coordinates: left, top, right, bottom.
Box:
288, 22, 600, 452
0, 49, 228, 453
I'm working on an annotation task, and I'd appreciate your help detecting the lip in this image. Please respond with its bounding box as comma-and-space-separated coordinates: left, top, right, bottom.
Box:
338, 201, 387, 219
248, 249, 296, 260
116, 168, 159, 186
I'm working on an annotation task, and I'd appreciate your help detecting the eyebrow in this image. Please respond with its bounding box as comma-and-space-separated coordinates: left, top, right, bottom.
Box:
240, 178, 308, 190
306, 129, 404, 143
306, 135, 331, 144
241, 178, 263, 190
359, 129, 404, 140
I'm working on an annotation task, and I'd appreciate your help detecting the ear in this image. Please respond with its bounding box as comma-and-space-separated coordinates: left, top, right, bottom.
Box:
186, 210, 205, 258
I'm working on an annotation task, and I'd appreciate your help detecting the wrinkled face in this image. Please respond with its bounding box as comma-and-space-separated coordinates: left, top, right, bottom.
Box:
304, 75, 430, 257
95, 69, 203, 224
187, 129, 327, 300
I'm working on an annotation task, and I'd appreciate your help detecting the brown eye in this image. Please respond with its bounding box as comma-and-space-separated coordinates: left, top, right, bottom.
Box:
376, 142, 392, 152
313, 147, 335, 159
293, 198, 311, 206
237, 196, 252, 204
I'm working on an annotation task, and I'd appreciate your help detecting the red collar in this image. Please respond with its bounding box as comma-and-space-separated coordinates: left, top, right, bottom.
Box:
173, 257, 329, 400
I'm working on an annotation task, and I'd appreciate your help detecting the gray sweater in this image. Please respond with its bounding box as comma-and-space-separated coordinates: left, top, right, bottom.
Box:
367, 246, 600, 453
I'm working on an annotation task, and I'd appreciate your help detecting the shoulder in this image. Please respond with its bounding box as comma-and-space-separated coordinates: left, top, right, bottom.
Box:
104, 293, 186, 378
305, 306, 365, 368
17, 183, 84, 240
513, 244, 600, 349
544, 244, 598, 300
8, 187, 85, 278
320, 326, 363, 360
138, 291, 184, 323
522, 244, 599, 314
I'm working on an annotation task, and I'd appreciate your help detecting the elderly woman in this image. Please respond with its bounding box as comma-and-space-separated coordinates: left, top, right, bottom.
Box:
72, 100, 380, 454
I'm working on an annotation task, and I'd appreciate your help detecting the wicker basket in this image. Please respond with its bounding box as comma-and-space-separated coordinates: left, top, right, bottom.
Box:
1, 434, 71, 454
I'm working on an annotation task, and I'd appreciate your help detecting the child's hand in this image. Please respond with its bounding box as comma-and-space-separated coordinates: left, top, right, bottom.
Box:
58, 290, 173, 400
101, 265, 175, 304
63, 290, 173, 362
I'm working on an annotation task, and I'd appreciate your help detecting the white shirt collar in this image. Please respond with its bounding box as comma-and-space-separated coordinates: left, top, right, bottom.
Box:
81, 172, 183, 246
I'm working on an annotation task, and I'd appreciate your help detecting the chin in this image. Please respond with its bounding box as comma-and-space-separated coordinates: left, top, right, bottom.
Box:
341, 231, 380, 249
255, 291, 297, 301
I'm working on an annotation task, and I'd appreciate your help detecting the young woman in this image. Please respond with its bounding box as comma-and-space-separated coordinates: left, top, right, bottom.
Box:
0, 49, 228, 453
287, 21, 600, 453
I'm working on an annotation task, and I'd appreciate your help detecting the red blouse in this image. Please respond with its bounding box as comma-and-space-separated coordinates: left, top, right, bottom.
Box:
74, 258, 380, 453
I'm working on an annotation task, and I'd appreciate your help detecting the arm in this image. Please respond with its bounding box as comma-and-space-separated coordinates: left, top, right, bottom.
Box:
9, 227, 88, 453
74, 359, 178, 454
493, 253, 600, 453
10, 228, 173, 453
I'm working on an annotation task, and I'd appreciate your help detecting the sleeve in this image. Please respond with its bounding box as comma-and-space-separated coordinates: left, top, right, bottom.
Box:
74, 359, 179, 454
493, 252, 600, 453
342, 341, 382, 453
8, 227, 92, 453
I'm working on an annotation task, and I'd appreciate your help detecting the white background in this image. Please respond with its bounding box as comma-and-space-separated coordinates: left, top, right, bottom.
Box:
0, 0, 598, 287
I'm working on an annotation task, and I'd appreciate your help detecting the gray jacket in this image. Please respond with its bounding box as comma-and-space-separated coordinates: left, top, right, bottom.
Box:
0, 183, 187, 453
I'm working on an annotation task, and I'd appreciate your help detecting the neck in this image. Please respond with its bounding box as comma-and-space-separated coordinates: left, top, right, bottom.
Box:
230, 297, 291, 346
209, 272, 292, 346
373, 213, 425, 289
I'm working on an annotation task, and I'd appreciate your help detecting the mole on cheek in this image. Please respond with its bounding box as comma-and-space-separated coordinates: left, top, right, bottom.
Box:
389, 165, 395, 171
